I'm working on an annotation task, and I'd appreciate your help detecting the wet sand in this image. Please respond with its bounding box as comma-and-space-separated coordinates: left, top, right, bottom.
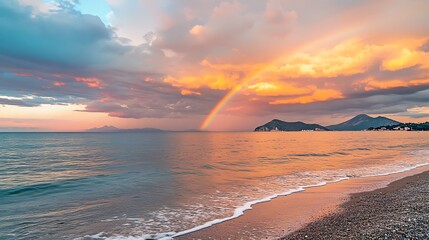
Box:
176, 166, 429, 240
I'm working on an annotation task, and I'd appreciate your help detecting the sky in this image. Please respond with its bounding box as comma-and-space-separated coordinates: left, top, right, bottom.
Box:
1, 0, 429, 131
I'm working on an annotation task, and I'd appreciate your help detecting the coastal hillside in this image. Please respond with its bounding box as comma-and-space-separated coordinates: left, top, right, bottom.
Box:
368, 122, 429, 131
327, 114, 401, 131
254, 119, 328, 131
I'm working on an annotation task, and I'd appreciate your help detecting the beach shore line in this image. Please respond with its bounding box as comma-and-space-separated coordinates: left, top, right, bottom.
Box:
177, 165, 429, 239
282, 169, 429, 240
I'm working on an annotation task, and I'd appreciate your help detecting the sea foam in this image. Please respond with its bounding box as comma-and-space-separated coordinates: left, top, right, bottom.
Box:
79, 151, 429, 240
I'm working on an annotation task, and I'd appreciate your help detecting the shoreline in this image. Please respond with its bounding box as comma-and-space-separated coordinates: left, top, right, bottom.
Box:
283, 169, 429, 239
176, 165, 429, 239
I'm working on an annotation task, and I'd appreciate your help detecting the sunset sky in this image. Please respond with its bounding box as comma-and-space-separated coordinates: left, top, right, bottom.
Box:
1, 0, 429, 131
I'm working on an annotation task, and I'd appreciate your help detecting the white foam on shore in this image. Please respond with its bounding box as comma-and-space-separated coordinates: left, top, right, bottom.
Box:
80, 160, 429, 240
79, 178, 349, 240
360, 162, 429, 178
77, 231, 177, 240
171, 178, 350, 238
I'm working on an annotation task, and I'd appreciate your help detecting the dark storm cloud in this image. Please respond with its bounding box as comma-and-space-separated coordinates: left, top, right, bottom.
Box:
0, 0, 128, 72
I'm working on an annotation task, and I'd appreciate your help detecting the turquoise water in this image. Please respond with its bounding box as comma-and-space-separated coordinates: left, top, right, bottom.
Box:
1, 132, 428, 239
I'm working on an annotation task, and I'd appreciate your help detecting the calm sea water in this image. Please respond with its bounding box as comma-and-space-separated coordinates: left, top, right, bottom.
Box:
1, 132, 429, 239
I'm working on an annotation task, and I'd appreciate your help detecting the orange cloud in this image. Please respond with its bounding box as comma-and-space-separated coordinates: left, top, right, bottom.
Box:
382, 48, 429, 71
277, 40, 382, 78
189, 25, 206, 36
269, 88, 343, 105
180, 89, 201, 96
164, 74, 239, 90
362, 78, 429, 91
164, 38, 429, 111
200, 59, 263, 72
247, 82, 310, 97
275, 39, 429, 78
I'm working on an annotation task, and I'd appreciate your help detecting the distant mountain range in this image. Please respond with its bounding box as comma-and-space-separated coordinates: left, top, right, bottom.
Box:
86, 126, 204, 133
255, 114, 402, 132
89, 114, 402, 132
255, 119, 329, 131
86, 125, 165, 133
327, 114, 401, 131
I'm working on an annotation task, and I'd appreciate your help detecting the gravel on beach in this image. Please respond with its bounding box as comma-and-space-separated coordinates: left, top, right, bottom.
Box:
282, 171, 429, 240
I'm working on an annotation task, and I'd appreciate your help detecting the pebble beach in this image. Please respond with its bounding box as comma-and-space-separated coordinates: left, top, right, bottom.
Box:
282, 171, 429, 240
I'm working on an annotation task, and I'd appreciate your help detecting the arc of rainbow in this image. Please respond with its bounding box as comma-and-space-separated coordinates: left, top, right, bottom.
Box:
200, 81, 247, 130
199, 70, 269, 130
199, 17, 370, 130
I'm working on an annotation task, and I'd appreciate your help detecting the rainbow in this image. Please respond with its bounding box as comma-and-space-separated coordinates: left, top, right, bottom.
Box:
199, 13, 369, 130
199, 67, 273, 130
200, 84, 244, 130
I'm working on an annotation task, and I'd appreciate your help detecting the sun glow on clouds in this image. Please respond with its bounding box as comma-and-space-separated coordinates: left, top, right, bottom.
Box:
176, 39, 429, 106
408, 107, 429, 114
247, 82, 344, 105
179, 39, 429, 92
189, 25, 206, 36
2, 0, 429, 131
269, 89, 344, 105
74, 77, 102, 88
382, 48, 429, 71
248, 82, 310, 97
0, 104, 94, 131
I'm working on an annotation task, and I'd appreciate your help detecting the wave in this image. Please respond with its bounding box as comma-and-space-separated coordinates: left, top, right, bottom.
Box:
1, 180, 81, 197
0, 174, 110, 199
288, 151, 350, 157
80, 161, 429, 240
360, 162, 429, 177
77, 177, 352, 240
170, 178, 347, 239
346, 147, 370, 151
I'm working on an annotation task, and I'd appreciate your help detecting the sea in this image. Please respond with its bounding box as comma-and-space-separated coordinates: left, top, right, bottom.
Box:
1, 132, 428, 239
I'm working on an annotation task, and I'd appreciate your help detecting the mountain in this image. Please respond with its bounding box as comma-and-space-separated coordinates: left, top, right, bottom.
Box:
121, 128, 165, 133
86, 126, 164, 132
87, 125, 120, 132
327, 114, 401, 131
255, 119, 329, 131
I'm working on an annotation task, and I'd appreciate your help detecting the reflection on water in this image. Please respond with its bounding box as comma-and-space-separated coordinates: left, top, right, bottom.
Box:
0, 132, 428, 239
